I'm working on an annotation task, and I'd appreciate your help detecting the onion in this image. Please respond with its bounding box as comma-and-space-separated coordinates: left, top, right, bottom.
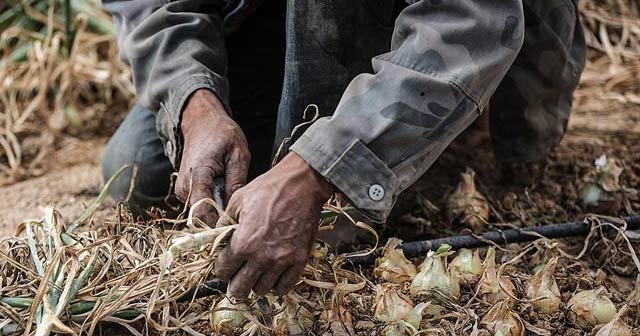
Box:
273, 297, 315, 336
579, 155, 624, 205
480, 300, 524, 336
525, 257, 561, 314
374, 238, 418, 284
209, 297, 247, 335
567, 287, 617, 329
580, 183, 603, 205
320, 306, 354, 335
594, 155, 623, 192
374, 284, 428, 336
450, 248, 483, 286
477, 248, 517, 306
445, 168, 490, 232
410, 248, 460, 300
595, 305, 632, 336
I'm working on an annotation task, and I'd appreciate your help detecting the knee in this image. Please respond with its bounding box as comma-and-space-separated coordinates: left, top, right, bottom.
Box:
101, 105, 174, 207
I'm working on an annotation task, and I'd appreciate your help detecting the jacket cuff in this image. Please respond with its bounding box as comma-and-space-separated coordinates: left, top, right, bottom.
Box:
290, 121, 399, 223
156, 74, 230, 167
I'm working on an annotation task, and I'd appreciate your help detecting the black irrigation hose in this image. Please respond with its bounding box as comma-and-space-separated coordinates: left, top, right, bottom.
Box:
178, 215, 640, 302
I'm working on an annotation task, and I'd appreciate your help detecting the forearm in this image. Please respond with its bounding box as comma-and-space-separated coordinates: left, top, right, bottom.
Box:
291, 0, 525, 222
104, 0, 230, 167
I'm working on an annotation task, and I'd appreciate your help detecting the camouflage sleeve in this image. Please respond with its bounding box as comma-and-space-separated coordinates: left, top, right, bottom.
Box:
103, 0, 230, 166
290, 0, 525, 223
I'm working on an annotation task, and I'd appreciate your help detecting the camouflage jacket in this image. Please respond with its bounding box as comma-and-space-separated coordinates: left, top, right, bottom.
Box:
103, 0, 525, 222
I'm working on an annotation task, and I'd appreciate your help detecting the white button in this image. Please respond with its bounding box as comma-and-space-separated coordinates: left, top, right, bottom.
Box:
368, 184, 385, 201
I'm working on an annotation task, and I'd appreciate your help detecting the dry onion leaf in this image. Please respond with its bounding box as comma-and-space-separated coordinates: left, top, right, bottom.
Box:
481, 300, 524, 336
373, 238, 417, 284
525, 257, 561, 314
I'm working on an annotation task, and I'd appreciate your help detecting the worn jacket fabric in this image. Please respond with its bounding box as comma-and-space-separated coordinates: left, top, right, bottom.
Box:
104, 0, 530, 222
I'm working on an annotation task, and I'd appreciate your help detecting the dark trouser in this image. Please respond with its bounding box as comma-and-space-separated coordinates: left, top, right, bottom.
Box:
102, 0, 586, 209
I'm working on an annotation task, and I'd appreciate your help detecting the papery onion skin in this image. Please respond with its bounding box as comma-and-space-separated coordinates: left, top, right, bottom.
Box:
273, 297, 315, 336
525, 257, 562, 314
381, 324, 412, 336
480, 300, 524, 336
446, 168, 490, 232
567, 287, 617, 329
450, 248, 483, 286
374, 238, 418, 284
595, 305, 632, 336
477, 248, 517, 306
374, 284, 415, 323
410, 251, 460, 300
209, 298, 247, 336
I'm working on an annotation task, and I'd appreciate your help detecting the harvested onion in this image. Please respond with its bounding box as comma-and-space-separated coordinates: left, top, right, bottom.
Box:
525, 257, 561, 314
410, 247, 460, 300
320, 306, 355, 335
374, 284, 428, 336
273, 297, 315, 336
445, 168, 490, 232
567, 287, 617, 329
374, 238, 418, 284
209, 297, 247, 335
480, 300, 524, 336
450, 248, 483, 286
595, 305, 632, 336
477, 248, 517, 306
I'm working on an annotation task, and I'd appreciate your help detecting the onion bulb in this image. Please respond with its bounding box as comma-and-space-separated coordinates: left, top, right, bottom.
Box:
273, 297, 315, 336
450, 248, 483, 285
525, 257, 561, 314
480, 300, 524, 336
210, 297, 247, 335
445, 168, 490, 232
595, 305, 632, 336
320, 306, 354, 335
477, 248, 517, 306
374, 284, 422, 326
374, 284, 428, 336
567, 287, 617, 329
579, 155, 624, 205
374, 238, 418, 284
410, 248, 460, 300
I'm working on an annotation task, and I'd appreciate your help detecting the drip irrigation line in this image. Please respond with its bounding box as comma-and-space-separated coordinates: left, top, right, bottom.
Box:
178, 215, 640, 302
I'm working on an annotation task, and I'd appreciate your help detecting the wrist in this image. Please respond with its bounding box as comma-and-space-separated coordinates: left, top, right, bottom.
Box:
282, 152, 335, 203
181, 89, 228, 138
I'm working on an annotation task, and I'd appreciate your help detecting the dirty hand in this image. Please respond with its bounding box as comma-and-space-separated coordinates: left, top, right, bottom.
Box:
214, 152, 334, 297
176, 89, 251, 225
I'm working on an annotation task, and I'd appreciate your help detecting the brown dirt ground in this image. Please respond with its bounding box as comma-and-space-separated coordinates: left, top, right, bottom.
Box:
0, 138, 114, 237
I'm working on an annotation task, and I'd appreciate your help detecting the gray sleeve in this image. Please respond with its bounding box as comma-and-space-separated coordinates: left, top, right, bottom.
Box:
291, 0, 525, 223
103, 0, 230, 166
